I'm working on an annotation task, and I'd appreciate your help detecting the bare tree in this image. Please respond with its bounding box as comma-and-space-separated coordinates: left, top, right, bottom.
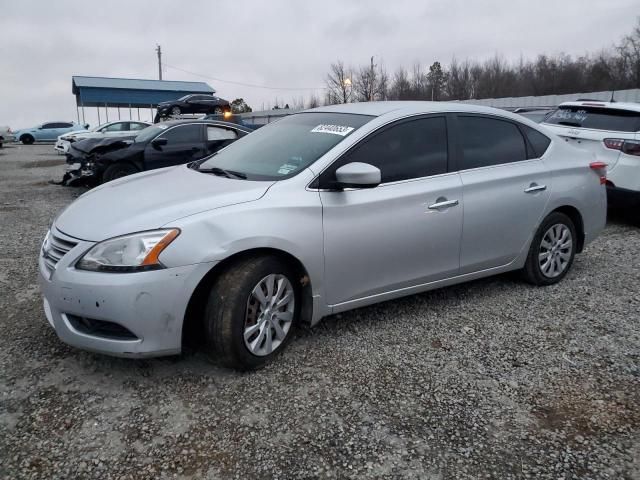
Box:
326, 61, 353, 104
354, 57, 388, 101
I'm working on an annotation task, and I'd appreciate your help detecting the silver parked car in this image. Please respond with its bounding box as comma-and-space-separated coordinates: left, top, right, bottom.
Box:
39, 102, 607, 370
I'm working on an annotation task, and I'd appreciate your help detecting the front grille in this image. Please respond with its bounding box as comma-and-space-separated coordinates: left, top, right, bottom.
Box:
66, 315, 139, 340
42, 231, 77, 274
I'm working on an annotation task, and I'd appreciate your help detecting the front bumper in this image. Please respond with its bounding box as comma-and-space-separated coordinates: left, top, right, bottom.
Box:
39, 228, 216, 358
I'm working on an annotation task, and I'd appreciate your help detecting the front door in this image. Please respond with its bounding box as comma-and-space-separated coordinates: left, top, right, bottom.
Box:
318, 116, 463, 306
144, 123, 205, 170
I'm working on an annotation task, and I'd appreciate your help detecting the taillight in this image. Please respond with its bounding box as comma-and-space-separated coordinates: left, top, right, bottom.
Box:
622, 140, 640, 157
590, 161, 608, 185
603, 138, 624, 150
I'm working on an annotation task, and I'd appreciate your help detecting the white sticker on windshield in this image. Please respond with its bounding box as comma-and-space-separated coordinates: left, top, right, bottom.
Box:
277, 163, 298, 175
310, 124, 354, 136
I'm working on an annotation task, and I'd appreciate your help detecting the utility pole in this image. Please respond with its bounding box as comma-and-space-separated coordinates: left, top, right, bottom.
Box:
370, 56, 375, 101
156, 44, 162, 80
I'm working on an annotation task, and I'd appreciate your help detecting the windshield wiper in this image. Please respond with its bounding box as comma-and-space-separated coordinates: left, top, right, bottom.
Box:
198, 166, 247, 179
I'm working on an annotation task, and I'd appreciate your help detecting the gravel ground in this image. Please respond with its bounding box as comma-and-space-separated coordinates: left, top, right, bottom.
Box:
0, 144, 639, 480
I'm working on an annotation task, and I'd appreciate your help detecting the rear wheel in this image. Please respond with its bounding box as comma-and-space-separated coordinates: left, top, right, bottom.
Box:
203, 256, 299, 370
21, 134, 34, 145
522, 212, 577, 285
101, 163, 139, 183
213, 107, 224, 114
171, 106, 181, 116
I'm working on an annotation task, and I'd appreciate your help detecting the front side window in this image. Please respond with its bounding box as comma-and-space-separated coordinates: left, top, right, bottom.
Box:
158, 124, 202, 143
320, 116, 448, 185
41, 123, 56, 129
102, 123, 127, 132
458, 116, 527, 170
197, 112, 373, 180
544, 106, 640, 132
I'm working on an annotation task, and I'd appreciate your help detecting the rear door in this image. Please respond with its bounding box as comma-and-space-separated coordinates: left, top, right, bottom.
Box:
454, 114, 551, 274
143, 123, 205, 170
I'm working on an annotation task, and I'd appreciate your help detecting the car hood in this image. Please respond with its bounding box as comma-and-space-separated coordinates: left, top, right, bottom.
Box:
71, 135, 136, 154
54, 165, 274, 241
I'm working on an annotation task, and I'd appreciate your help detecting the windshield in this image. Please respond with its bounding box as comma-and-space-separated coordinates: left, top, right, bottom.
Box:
134, 124, 169, 143
544, 106, 640, 132
197, 112, 373, 180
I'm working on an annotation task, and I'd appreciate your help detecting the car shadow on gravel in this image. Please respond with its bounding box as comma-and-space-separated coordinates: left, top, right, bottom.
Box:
607, 207, 639, 228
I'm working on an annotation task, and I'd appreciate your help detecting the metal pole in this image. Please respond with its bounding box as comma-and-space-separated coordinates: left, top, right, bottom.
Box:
156, 44, 162, 81
97, 106, 101, 125
118, 106, 120, 120
105, 103, 109, 122
137, 108, 140, 121
150, 104, 154, 122
76, 105, 80, 124
81, 103, 85, 124
129, 104, 132, 120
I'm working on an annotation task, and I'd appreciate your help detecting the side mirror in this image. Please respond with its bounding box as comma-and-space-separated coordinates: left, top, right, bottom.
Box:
334, 162, 381, 189
151, 137, 168, 149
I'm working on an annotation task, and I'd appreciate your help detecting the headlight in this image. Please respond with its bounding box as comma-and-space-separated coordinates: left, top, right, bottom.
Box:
76, 229, 180, 272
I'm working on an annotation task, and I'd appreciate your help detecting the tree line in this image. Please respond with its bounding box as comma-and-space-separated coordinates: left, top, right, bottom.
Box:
322, 18, 640, 106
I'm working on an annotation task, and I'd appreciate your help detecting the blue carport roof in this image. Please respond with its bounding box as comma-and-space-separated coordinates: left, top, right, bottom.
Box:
72, 76, 216, 108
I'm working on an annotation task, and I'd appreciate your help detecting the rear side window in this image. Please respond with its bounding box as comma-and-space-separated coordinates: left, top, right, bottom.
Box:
522, 125, 551, 158
322, 116, 448, 184
544, 106, 640, 132
458, 116, 527, 169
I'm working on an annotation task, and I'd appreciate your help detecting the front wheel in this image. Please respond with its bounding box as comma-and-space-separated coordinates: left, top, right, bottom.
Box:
21, 134, 34, 145
204, 256, 300, 370
522, 212, 577, 285
171, 106, 181, 116
101, 162, 139, 183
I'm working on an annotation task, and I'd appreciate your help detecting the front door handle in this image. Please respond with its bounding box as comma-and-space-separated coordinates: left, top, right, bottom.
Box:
428, 198, 459, 210
524, 183, 547, 193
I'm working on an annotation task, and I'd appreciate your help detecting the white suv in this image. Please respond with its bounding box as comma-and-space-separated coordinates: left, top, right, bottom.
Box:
543, 101, 640, 208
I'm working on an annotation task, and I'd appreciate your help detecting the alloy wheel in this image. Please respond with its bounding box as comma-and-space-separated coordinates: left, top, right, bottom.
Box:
243, 274, 295, 356
538, 223, 573, 278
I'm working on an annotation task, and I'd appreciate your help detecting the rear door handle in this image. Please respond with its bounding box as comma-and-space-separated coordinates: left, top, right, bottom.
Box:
428, 198, 459, 210
524, 183, 547, 193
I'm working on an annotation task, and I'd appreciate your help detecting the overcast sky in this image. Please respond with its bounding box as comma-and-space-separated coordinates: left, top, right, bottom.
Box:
1, 0, 637, 128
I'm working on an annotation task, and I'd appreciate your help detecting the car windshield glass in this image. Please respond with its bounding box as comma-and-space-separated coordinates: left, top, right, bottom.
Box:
197, 112, 374, 180
177, 95, 190, 101
544, 106, 640, 132
134, 124, 170, 143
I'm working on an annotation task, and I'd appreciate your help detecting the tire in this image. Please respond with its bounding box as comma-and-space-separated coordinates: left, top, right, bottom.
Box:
21, 134, 34, 145
213, 107, 224, 114
203, 256, 300, 370
101, 163, 139, 183
522, 212, 577, 286
171, 106, 181, 116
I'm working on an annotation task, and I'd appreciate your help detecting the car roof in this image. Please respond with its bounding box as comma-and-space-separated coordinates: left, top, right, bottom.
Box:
558, 101, 640, 113
157, 119, 252, 131
305, 101, 539, 124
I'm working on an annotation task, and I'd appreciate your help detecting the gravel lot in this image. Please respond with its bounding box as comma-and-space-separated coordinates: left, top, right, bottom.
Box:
0, 144, 639, 479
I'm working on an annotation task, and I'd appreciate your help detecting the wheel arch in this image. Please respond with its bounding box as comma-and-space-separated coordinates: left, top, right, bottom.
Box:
550, 205, 585, 253
181, 247, 313, 349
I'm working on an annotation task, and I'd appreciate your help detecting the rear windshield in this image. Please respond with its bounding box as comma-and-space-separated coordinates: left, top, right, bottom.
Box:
544, 106, 640, 132
197, 112, 374, 180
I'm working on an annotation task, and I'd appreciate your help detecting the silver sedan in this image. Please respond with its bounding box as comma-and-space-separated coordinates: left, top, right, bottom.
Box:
39, 102, 607, 370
